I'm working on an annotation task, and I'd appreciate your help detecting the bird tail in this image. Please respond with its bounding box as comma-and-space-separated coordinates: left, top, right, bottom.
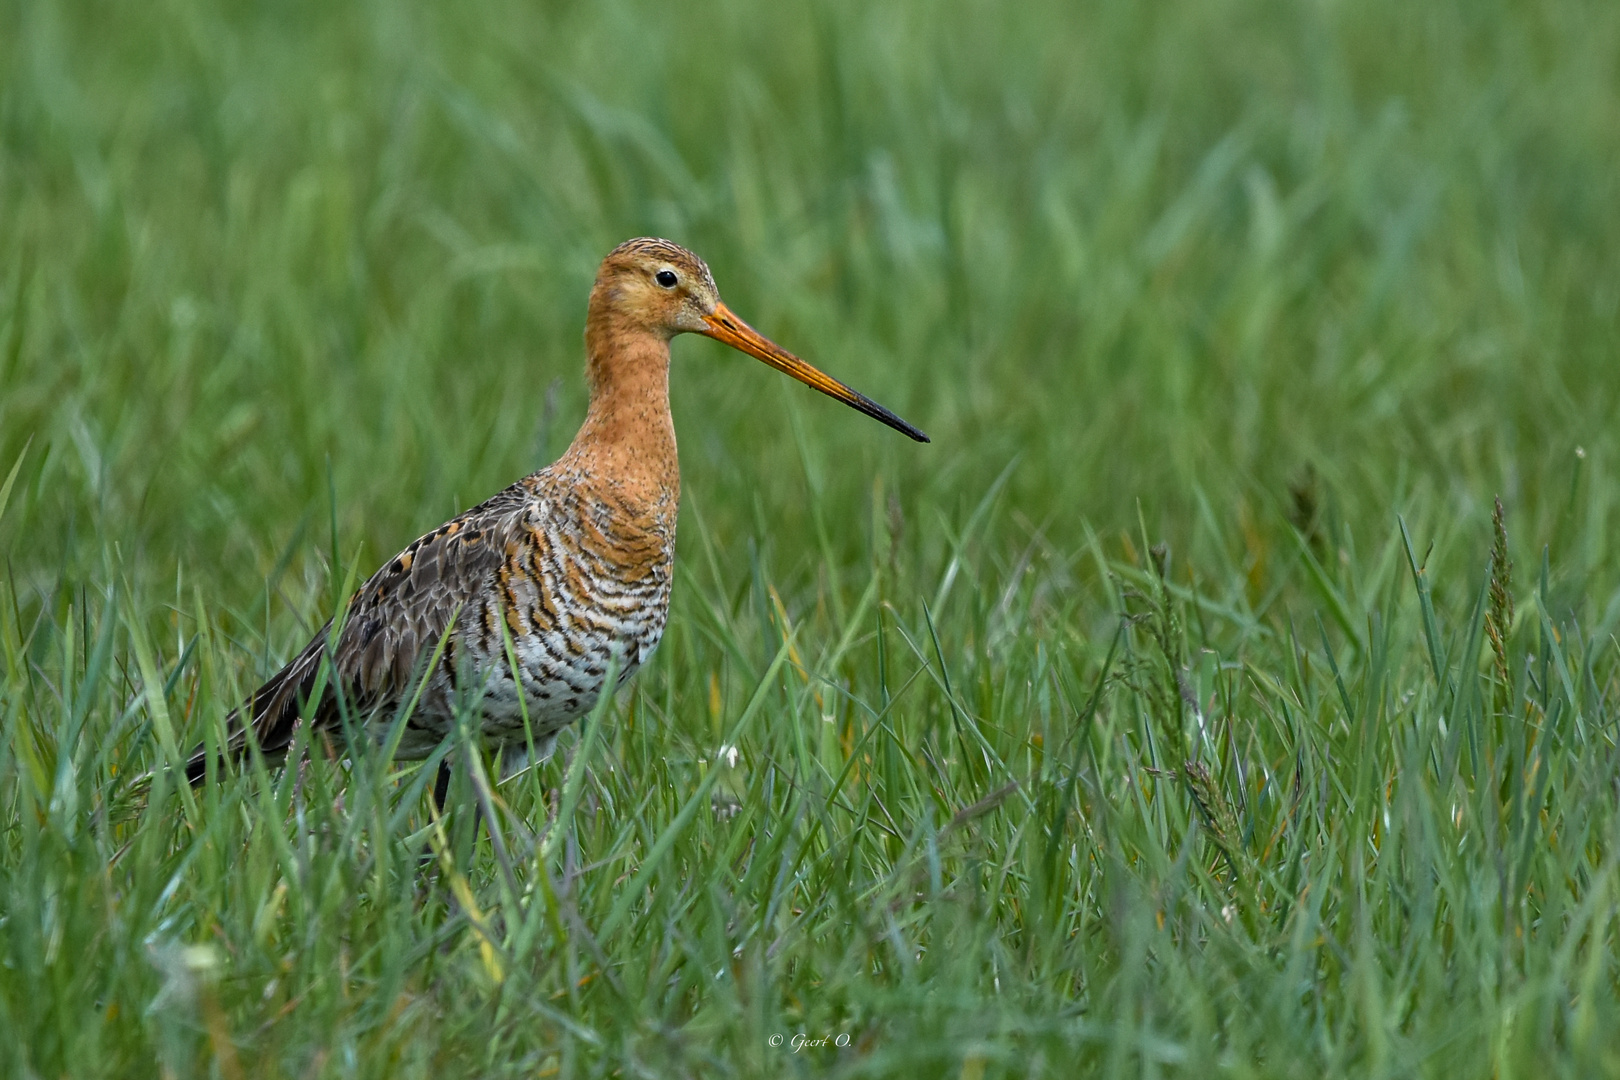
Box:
179, 635, 334, 786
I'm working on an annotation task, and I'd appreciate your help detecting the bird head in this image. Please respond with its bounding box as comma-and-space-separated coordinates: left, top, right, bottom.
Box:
591, 238, 929, 443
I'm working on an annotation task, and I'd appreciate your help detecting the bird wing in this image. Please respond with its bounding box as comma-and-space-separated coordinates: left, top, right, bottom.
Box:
184, 478, 537, 783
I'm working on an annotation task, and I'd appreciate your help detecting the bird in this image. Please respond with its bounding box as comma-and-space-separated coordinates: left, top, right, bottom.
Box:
180, 238, 927, 788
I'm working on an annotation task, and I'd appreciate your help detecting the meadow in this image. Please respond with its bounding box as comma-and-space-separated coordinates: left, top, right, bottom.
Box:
3, 0, 1620, 1075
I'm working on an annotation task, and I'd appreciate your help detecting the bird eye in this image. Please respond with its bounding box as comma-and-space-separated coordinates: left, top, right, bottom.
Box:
655, 269, 678, 288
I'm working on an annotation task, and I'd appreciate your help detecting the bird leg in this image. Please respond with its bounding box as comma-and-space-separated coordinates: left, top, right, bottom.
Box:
431, 758, 452, 811
420, 755, 487, 876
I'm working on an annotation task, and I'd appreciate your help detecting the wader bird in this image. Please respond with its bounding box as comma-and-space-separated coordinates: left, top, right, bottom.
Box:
182, 238, 927, 791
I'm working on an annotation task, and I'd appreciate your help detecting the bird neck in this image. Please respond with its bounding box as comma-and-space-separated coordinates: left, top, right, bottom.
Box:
561, 318, 680, 505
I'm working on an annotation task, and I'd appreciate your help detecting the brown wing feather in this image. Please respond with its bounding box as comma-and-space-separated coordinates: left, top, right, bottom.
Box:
184, 479, 534, 784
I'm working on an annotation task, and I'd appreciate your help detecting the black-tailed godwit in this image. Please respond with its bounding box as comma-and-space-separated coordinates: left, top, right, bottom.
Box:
184, 238, 927, 785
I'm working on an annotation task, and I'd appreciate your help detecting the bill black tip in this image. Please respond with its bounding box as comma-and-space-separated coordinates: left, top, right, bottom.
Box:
848, 390, 929, 444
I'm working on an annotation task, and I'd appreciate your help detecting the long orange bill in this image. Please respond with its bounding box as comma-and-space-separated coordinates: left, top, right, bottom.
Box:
702, 302, 929, 443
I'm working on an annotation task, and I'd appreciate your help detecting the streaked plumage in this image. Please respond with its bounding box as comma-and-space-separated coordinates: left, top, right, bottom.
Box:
183, 238, 926, 784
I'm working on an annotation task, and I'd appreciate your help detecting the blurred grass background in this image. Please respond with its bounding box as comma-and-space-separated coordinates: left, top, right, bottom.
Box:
3, 0, 1620, 1076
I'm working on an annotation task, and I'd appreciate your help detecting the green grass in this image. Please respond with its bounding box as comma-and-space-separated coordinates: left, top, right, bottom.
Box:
4, 0, 1620, 1074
